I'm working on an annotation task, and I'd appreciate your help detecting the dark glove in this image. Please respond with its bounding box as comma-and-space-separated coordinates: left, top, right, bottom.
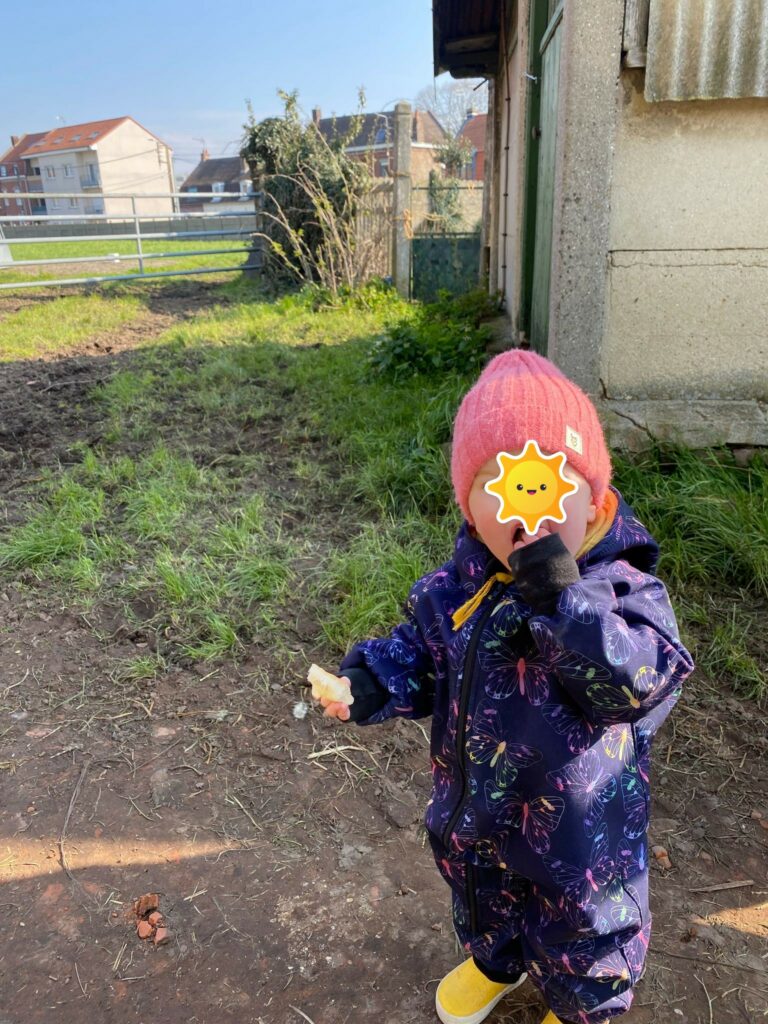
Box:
508, 532, 580, 614
339, 667, 390, 723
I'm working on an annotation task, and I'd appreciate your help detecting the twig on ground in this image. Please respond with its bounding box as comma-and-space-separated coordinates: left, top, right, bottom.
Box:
59, 762, 88, 886
74, 961, 87, 997
652, 948, 766, 975
695, 974, 715, 1024
226, 793, 261, 831
689, 879, 754, 893
289, 1007, 318, 1024
134, 737, 184, 770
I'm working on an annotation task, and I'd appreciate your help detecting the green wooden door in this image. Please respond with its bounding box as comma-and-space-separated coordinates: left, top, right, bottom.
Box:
530, 2, 563, 354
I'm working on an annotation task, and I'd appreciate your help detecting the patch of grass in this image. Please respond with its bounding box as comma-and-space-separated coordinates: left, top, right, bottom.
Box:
0, 293, 144, 360
614, 447, 768, 597
614, 447, 767, 699
115, 653, 167, 683
1, 279, 764, 703
322, 516, 452, 649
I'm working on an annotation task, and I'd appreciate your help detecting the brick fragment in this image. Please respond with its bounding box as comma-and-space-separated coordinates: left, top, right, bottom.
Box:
133, 893, 160, 917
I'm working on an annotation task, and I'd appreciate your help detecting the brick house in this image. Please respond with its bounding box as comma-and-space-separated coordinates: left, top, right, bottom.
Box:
312, 108, 448, 184
456, 111, 487, 180
0, 117, 175, 220
0, 134, 48, 218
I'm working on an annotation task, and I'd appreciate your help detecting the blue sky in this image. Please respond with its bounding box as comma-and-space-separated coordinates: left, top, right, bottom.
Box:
4, 0, 445, 173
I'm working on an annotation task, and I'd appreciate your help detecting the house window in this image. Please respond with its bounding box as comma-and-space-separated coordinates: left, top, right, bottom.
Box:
12, 164, 18, 176
45, 166, 56, 178
239, 180, 253, 196
378, 158, 390, 176
187, 186, 198, 193
50, 198, 59, 209
375, 127, 387, 144
212, 182, 225, 201
69, 197, 78, 208
0, 167, 6, 177
63, 164, 74, 178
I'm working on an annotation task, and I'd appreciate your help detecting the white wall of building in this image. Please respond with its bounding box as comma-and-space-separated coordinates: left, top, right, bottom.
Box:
96, 120, 175, 217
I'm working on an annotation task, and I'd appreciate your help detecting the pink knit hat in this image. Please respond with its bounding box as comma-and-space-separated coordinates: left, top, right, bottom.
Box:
451, 350, 612, 523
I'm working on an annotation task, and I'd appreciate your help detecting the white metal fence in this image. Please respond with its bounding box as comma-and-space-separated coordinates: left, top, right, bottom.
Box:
0, 190, 260, 290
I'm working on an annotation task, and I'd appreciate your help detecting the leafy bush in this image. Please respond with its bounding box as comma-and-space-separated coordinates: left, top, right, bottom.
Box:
240, 91, 378, 293
368, 288, 498, 378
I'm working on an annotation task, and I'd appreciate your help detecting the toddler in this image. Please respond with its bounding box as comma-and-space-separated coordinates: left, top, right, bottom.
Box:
315, 351, 693, 1024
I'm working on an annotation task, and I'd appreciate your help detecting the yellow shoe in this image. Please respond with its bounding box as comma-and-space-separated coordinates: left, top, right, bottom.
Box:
435, 957, 526, 1024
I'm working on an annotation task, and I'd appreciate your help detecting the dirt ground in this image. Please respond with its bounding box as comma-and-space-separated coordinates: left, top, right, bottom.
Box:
1, 285, 767, 1024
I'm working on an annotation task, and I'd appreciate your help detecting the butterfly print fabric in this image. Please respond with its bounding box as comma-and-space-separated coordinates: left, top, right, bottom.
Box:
339, 488, 693, 1022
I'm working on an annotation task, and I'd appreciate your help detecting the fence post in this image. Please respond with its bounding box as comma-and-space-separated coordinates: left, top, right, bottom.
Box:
244, 188, 264, 278
131, 196, 145, 274
392, 101, 412, 298
0, 224, 11, 265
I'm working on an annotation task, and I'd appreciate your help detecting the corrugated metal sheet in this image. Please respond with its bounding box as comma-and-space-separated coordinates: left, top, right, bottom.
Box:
646, 0, 768, 102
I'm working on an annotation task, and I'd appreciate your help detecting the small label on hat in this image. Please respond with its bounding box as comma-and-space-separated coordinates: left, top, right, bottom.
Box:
565, 426, 583, 455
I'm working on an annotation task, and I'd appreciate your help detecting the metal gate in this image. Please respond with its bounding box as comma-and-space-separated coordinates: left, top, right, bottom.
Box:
411, 233, 482, 302
0, 190, 260, 290
409, 179, 483, 301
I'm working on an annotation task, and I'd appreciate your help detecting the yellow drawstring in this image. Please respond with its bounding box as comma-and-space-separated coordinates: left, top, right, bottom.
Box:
451, 572, 513, 631
450, 490, 620, 631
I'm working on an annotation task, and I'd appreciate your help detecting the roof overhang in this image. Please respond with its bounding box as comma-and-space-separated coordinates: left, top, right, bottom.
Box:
26, 146, 93, 159
433, 0, 501, 78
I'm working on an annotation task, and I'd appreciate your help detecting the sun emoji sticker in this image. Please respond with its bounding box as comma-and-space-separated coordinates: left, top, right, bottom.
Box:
484, 440, 579, 536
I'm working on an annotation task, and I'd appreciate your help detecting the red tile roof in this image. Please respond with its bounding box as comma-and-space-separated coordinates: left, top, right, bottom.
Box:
0, 132, 47, 167
1, 117, 170, 161
457, 113, 487, 151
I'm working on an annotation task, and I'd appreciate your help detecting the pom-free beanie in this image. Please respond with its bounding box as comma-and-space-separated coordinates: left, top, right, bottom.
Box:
451, 350, 612, 523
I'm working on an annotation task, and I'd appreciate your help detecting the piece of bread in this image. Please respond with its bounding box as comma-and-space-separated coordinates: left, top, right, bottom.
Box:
307, 664, 354, 706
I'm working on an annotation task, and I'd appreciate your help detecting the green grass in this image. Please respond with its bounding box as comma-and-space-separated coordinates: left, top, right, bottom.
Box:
0, 293, 144, 360
0, 277, 765, 700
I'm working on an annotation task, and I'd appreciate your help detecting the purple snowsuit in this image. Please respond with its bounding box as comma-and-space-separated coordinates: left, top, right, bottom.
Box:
339, 490, 694, 1023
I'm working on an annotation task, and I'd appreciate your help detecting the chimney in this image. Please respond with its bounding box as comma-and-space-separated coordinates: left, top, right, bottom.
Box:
201, 147, 210, 162
10, 135, 19, 146
312, 107, 322, 125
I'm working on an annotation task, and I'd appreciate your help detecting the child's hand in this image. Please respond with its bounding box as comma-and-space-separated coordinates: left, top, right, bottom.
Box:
307, 664, 353, 722
318, 677, 352, 721
508, 529, 580, 613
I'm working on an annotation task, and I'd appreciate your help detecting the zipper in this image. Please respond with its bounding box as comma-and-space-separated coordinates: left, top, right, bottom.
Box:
442, 580, 503, 849
465, 861, 479, 935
